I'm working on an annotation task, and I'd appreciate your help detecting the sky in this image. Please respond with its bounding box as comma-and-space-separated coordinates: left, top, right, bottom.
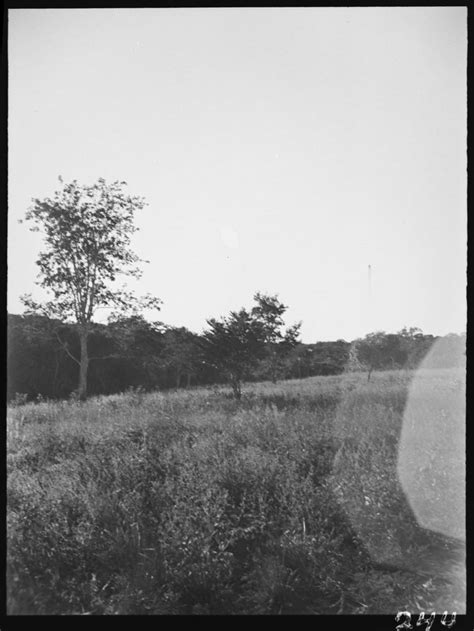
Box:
8, 7, 467, 343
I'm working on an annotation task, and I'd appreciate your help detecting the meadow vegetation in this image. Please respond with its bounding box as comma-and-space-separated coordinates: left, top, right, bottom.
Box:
7, 369, 465, 614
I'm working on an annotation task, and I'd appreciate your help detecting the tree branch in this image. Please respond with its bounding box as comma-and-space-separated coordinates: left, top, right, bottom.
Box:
55, 331, 81, 366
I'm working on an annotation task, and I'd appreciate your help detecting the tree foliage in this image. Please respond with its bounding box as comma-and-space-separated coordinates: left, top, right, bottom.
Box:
8, 312, 463, 403
354, 332, 393, 381
202, 309, 264, 399
351, 328, 437, 380
7, 314, 220, 402
202, 293, 301, 398
21, 177, 161, 399
251, 292, 301, 382
161, 327, 203, 388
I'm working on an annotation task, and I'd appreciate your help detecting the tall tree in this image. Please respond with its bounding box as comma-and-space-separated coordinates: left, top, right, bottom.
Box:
21, 177, 161, 399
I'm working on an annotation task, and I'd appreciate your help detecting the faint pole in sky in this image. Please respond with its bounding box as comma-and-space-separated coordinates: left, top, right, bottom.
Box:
367, 264, 372, 334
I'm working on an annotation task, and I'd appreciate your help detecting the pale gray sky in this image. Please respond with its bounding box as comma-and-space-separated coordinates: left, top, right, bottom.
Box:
8, 7, 467, 342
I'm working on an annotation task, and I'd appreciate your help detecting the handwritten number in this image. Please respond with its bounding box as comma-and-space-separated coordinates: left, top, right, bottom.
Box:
395, 612, 457, 630
440, 612, 457, 628
396, 612, 413, 630
416, 612, 436, 631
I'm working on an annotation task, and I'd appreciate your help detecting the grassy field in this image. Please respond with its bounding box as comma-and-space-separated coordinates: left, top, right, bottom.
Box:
7, 369, 465, 615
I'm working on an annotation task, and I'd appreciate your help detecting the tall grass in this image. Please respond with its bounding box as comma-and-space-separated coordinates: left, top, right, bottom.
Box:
7, 369, 465, 614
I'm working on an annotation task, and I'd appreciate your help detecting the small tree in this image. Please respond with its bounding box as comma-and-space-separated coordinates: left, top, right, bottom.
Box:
202, 293, 301, 398
352, 331, 388, 381
251, 292, 301, 383
21, 177, 161, 400
202, 308, 264, 399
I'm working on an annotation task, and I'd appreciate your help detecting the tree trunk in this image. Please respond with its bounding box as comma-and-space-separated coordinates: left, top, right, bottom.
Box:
186, 373, 191, 388
53, 352, 60, 398
367, 367, 372, 382
176, 369, 181, 389
230, 374, 242, 400
78, 327, 89, 400
271, 350, 278, 383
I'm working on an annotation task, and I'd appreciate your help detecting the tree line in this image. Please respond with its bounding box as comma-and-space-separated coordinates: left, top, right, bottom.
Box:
8, 311, 464, 403
9, 176, 465, 402
7, 291, 301, 402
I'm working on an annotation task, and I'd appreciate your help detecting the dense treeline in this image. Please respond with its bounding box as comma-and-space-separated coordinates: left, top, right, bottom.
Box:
7, 314, 219, 401
7, 314, 464, 402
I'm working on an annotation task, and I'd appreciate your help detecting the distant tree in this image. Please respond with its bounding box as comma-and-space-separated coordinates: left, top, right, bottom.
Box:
353, 331, 390, 381
20, 177, 161, 399
202, 294, 300, 398
161, 327, 202, 388
397, 326, 435, 369
7, 314, 74, 400
398, 326, 424, 339
201, 308, 265, 399
105, 315, 166, 389
345, 341, 366, 375
351, 330, 429, 379
295, 340, 351, 377
251, 292, 301, 383
381, 333, 409, 369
